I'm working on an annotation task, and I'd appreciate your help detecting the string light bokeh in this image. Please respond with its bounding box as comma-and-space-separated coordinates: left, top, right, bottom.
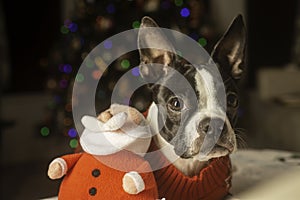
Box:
42, 0, 216, 150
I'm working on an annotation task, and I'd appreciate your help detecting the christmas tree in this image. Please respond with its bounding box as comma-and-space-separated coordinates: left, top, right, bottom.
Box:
42, 0, 217, 150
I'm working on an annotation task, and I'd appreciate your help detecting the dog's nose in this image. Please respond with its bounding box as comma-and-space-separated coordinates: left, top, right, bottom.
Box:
197, 117, 211, 134
197, 117, 225, 135
180, 150, 193, 159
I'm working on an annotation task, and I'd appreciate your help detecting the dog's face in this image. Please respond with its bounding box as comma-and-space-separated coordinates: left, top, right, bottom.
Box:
138, 16, 246, 160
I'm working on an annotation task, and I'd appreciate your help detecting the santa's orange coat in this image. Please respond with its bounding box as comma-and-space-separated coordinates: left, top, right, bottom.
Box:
58, 151, 158, 200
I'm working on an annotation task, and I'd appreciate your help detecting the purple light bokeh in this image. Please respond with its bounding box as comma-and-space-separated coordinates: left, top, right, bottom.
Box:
68, 128, 77, 138
131, 67, 140, 77
69, 23, 78, 32
180, 8, 190, 17
63, 64, 72, 74
103, 40, 112, 49
59, 79, 68, 88
106, 4, 115, 14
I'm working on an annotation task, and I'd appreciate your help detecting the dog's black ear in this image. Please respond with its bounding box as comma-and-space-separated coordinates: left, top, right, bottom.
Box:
211, 14, 246, 80
138, 16, 176, 82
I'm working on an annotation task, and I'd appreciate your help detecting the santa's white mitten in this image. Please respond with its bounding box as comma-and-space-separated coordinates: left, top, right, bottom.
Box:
122, 171, 145, 194
47, 158, 67, 180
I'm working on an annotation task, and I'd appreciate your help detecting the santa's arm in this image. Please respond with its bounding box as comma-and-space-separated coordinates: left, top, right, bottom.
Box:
48, 153, 83, 179
122, 161, 158, 197
123, 171, 145, 194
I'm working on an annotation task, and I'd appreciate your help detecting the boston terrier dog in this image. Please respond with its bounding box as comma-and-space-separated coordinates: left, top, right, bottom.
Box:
137, 15, 246, 179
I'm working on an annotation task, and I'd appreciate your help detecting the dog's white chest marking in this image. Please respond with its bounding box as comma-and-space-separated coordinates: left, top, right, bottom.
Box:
154, 133, 208, 176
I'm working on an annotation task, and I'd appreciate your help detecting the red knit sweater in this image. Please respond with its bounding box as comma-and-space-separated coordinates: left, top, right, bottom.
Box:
145, 141, 232, 200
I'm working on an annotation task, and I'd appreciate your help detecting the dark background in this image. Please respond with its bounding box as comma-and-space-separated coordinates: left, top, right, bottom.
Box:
0, 0, 299, 199
2, 0, 61, 92
1, 0, 298, 92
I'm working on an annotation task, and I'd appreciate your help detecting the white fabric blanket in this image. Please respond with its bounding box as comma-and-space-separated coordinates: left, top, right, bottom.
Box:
230, 148, 300, 199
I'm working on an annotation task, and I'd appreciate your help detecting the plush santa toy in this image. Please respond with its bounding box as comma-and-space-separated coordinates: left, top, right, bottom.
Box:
48, 104, 158, 200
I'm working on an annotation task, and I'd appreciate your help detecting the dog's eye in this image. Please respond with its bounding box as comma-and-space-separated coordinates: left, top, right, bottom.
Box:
227, 92, 239, 108
168, 97, 184, 112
